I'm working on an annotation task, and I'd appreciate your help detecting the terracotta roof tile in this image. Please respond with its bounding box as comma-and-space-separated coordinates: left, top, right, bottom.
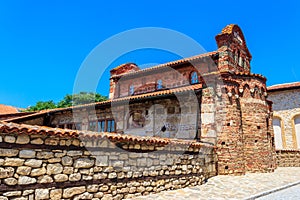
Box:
0, 104, 19, 114
5, 84, 203, 122
111, 51, 218, 78
268, 82, 300, 92
0, 121, 213, 148
221, 24, 235, 34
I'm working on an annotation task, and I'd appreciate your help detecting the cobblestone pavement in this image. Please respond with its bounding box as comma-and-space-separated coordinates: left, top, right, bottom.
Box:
127, 167, 300, 200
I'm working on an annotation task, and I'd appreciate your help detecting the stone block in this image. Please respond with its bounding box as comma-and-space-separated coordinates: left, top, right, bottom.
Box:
47, 163, 63, 175
31, 138, 44, 145
95, 156, 108, 166
67, 151, 82, 157
16, 166, 31, 176
63, 186, 86, 198
74, 158, 94, 168
30, 167, 46, 176
4, 135, 16, 143
50, 189, 62, 199
69, 173, 81, 181
16, 135, 30, 144
37, 152, 54, 159
19, 150, 36, 158
4, 177, 17, 185
24, 159, 43, 168
18, 176, 36, 185
54, 174, 68, 182
37, 175, 53, 183
35, 189, 49, 200
4, 158, 24, 166
62, 156, 73, 166
0, 148, 19, 157
3, 191, 21, 197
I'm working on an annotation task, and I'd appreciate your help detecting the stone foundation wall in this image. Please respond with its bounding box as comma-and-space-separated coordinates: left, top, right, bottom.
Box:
0, 127, 216, 199
276, 150, 300, 167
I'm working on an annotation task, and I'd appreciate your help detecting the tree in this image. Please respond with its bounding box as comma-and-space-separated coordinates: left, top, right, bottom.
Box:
26, 100, 57, 111
57, 92, 108, 107
25, 92, 108, 111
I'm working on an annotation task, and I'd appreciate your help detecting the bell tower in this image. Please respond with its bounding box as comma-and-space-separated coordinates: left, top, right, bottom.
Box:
215, 24, 252, 73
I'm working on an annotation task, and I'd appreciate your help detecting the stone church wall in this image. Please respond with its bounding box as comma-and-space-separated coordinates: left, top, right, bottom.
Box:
268, 88, 300, 149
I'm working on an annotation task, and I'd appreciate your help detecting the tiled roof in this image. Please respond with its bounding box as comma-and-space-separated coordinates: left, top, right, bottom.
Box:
0, 104, 19, 114
5, 84, 203, 122
267, 82, 300, 92
221, 24, 235, 34
111, 51, 218, 78
0, 121, 212, 148
0, 112, 36, 120
110, 62, 137, 72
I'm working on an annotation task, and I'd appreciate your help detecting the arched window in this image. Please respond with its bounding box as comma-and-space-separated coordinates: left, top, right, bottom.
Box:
157, 79, 163, 90
294, 116, 300, 149
129, 85, 134, 95
190, 71, 199, 84
273, 117, 283, 149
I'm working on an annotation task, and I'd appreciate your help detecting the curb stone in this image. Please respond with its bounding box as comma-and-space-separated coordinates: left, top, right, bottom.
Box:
244, 180, 300, 200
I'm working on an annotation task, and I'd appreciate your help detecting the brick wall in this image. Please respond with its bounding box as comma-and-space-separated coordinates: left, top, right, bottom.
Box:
0, 127, 216, 199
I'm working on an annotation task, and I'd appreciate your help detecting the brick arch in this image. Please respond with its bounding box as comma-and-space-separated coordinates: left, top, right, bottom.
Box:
253, 85, 260, 99
242, 84, 251, 98
260, 87, 266, 100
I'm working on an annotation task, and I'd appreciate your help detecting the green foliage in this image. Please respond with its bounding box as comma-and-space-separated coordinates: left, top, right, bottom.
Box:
25, 92, 108, 112
57, 92, 108, 107
26, 100, 57, 111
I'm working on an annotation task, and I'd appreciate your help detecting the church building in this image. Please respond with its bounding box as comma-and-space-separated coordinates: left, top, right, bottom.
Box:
6, 24, 277, 175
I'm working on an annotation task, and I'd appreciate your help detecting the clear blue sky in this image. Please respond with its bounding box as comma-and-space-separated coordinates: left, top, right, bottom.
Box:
0, 0, 299, 108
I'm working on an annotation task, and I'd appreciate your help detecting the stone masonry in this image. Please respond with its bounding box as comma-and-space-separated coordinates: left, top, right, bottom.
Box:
0, 122, 216, 200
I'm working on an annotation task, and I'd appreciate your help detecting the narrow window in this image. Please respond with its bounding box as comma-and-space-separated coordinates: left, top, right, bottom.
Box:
97, 120, 105, 132
88, 121, 97, 131
157, 79, 163, 90
66, 123, 74, 130
129, 85, 134, 95
191, 71, 199, 84
75, 123, 82, 130
295, 116, 300, 149
273, 118, 283, 149
107, 119, 116, 132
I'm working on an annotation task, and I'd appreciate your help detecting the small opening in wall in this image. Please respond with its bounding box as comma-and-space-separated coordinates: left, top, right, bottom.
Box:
225, 166, 229, 170
227, 123, 230, 126
145, 110, 149, 116
255, 140, 258, 143
257, 126, 261, 130
221, 141, 226, 145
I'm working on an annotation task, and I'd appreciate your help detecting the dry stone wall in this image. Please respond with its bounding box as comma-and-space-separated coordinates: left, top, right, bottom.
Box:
0, 128, 216, 200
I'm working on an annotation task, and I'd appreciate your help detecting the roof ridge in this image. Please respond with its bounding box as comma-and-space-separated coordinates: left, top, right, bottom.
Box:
0, 121, 212, 148
111, 51, 218, 78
